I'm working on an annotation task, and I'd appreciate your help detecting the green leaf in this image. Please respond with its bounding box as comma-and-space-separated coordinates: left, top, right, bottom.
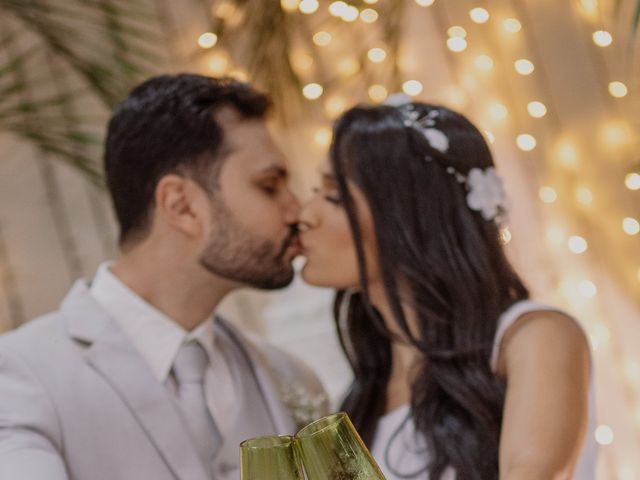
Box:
632, 0, 640, 37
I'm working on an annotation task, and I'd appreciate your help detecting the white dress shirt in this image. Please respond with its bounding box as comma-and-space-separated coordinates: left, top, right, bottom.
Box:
89, 262, 238, 437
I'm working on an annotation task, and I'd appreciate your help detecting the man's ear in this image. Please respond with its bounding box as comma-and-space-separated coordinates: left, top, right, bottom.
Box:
154, 174, 207, 238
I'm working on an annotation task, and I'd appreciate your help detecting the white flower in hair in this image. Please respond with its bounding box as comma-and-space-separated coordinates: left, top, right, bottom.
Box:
423, 128, 449, 153
465, 167, 506, 221
383, 92, 412, 107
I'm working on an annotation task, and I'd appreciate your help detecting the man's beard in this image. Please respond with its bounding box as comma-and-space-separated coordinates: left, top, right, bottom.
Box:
198, 202, 297, 290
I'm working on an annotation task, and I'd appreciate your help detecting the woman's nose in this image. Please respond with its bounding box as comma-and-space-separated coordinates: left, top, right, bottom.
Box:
298, 198, 319, 231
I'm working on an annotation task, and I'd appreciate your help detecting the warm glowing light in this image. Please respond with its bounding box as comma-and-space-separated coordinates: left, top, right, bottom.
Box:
214, 1, 236, 19
368, 84, 388, 103
299, 0, 319, 14
625, 173, 640, 191
580, 0, 598, 14
447, 37, 467, 52
502, 18, 522, 33
280, 0, 300, 11
593, 30, 613, 47
442, 86, 468, 108
228, 68, 248, 82
515, 59, 535, 75
474, 55, 494, 71
527, 101, 547, 118
576, 186, 593, 206
517, 134, 536, 151
415, 0, 435, 6
329, 1, 348, 16
500, 227, 512, 244
448, 26, 467, 38
360, 8, 378, 23
313, 31, 332, 46
484, 130, 495, 144
364, 0, 378, 3
302, 83, 323, 100
546, 226, 565, 246
555, 141, 578, 168
325, 97, 347, 117
608, 81, 628, 98
601, 122, 630, 147
488, 102, 508, 121
470, 7, 490, 23
539, 186, 557, 204
368, 47, 387, 63
578, 280, 597, 298
595, 425, 614, 445
341, 5, 359, 21
198, 32, 218, 49
337, 57, 359, 76
291, 52, 314, 73
623, 217, 640, 236
568, 235, 588, 254
314, 128, 332, 147
207, 52, 229, 75
403, 80, 423, 96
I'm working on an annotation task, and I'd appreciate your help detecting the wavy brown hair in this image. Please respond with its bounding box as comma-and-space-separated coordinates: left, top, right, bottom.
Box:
330, 103, 529, 479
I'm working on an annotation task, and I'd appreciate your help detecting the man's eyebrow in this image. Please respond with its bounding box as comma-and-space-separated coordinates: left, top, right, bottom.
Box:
257, 165, 288, 179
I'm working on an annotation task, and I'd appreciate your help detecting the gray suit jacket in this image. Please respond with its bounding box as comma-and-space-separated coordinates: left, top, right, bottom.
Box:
0, 281, 328, 479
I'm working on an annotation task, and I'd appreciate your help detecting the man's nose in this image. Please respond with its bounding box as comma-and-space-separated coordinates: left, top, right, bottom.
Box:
283, 190, 301, 225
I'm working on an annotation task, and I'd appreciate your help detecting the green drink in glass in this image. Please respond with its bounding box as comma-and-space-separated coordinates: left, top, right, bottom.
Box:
295, 412, 386, 480
240, 435, 303, 480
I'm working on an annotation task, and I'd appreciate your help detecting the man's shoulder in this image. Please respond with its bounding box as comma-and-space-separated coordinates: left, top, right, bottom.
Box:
0, 311, 66, 350
0, 310, 72, 374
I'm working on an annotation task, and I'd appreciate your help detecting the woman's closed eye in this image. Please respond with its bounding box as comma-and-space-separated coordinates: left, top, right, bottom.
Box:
313, 186, 341, 205
324, 193, 342, 205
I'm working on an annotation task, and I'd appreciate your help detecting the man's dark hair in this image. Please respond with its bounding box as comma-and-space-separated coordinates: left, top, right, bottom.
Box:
104, 74, 271, 246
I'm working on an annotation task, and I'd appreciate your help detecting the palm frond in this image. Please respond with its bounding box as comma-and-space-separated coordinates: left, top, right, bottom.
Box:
0, 0, 166, 106
632, 0, 640, 37
0, 0, 168, 184
614, 0, 640, 44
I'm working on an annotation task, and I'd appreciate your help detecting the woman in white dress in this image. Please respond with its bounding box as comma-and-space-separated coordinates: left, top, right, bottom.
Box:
298, 99, 597, 479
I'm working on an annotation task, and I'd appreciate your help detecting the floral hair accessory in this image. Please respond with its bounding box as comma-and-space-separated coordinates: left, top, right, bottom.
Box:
466, 167, 507, 221
385, 94, 449, 154
383, 93, 508, 223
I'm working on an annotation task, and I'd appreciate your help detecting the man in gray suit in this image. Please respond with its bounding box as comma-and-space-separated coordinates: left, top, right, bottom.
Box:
0, 74, 327, 479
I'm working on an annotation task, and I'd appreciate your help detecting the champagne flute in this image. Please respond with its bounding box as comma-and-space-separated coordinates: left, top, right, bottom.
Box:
295, 412, 386, 480
240, 435, 303, 480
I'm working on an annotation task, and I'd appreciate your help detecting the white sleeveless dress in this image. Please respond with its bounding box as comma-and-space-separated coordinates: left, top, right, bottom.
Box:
369, 300, 598, 480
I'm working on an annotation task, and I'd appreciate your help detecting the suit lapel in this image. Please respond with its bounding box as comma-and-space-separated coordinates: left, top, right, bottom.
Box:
216, 318, 297, 435
62, 281, 210, 480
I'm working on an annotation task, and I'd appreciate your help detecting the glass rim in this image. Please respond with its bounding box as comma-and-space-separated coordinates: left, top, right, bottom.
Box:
240, 434, 295, 450
295, 412, 348, 438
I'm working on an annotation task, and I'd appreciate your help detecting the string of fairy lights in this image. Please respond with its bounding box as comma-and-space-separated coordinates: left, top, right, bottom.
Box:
191, 0, 639, 477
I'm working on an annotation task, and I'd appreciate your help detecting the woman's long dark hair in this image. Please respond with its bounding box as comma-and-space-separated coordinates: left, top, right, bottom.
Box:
330, 103, 529, 479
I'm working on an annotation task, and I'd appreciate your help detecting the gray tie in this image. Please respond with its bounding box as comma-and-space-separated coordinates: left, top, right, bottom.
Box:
173, 341, 221, 466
